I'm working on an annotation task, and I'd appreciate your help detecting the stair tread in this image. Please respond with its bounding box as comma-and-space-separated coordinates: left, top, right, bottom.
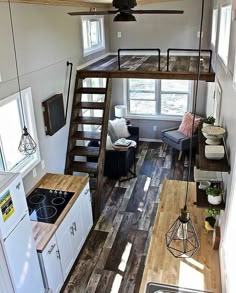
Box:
89, 178, 97, 190
73, 117, 103, 125
72, 131, 101, 141
72, 162, 98, 173
77, 87, 106, 95
69, 146, 99, 157
76, 102, 105, 110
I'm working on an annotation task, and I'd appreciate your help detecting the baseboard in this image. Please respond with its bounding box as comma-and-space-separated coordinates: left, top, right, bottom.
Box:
139, 138, 162, 142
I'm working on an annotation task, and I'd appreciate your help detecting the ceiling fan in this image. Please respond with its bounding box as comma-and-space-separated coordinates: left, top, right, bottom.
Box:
68, 0, 184, 21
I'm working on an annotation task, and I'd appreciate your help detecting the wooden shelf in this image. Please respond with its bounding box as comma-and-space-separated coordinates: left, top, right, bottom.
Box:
195, 182, 225, 210
197, 129, 230, 173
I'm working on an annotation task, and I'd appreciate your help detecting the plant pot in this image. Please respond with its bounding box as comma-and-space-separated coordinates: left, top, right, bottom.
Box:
207, 194, 222, 205
203, 122, 214, 128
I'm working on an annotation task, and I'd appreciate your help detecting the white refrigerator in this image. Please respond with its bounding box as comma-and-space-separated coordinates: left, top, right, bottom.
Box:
0, 171, 44, 293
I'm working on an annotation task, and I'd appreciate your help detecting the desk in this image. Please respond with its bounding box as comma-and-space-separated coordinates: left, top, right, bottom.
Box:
140, 180, 221, 293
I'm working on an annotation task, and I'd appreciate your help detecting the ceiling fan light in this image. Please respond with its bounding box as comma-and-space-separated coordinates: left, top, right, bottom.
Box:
113, 13, 136, 22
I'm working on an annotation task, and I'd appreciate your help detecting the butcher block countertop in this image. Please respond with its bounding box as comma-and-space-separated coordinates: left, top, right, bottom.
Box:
29, 173, 89, 252
140, 180, 221, 293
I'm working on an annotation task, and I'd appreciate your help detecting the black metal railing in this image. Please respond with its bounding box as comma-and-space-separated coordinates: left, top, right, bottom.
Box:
117, 48, 161, 71
166, 48, 212, 72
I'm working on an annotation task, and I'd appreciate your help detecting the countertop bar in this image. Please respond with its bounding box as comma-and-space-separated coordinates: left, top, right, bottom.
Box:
30, 173, 89, 252
140, 180, 221, 293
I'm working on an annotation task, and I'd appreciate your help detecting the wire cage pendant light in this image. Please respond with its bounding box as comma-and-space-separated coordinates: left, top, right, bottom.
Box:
165, 0, 205, 258
8, 0, 37, 156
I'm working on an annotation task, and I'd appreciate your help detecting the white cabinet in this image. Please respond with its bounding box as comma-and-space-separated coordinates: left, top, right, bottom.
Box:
38, 182, 93, 293
38, 235, 63, 293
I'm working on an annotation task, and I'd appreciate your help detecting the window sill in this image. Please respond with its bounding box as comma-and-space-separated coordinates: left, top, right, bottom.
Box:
11, 154, 40, 178
126, 115, 182, 122
83, 45, 105, 57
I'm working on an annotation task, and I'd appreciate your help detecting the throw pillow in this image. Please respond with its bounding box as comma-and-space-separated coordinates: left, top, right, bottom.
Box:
109, 118, 130, 138
106, 135, 113, 150
178, 112, 201, 137
108, 121, 119, 143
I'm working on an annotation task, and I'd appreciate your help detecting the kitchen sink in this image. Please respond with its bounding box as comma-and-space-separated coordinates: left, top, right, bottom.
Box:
146, 282, 212, 293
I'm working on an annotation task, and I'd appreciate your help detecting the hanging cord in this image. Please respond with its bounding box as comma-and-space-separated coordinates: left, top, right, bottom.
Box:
65, 61, 73, 122
184, 0, 205, 210
8, 0, 26, 126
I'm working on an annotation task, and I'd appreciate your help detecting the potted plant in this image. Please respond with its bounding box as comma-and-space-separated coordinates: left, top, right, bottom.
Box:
204, 208, 220, 232
206, 185, 223, 205
202, 116, 215, 128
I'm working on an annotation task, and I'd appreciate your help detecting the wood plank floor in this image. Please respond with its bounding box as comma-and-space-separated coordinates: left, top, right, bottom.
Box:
62, 142, 193, 293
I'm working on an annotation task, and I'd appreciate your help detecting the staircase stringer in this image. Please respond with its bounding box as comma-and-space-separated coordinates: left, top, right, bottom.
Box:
65, 75, 83, 174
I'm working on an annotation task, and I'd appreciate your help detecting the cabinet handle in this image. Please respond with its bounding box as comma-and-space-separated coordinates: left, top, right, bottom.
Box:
85, 189, 89, 195
70, 226, 74, 235
56, 250, 61, 259
16, 182, 21, 190
48, 244, 56, 254
73, 222, 77, 231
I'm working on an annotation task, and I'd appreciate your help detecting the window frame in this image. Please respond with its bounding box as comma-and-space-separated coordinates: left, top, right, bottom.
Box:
81, 16, 105, 57
217, 4, 232, 67
0, 87, 40, 177
125, 79, 192, 120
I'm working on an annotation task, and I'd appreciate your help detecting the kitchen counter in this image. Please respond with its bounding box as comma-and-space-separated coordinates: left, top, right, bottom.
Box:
29, 173, 89, 252
140, 180, 221, 293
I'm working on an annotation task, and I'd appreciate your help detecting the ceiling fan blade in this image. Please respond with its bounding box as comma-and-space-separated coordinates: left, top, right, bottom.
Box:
68, 10, 117, 16
131, 9, 184, 14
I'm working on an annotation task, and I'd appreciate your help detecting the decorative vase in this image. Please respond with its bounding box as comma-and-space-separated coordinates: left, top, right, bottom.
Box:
203, 122, 214, 128
207, 194, 222, 205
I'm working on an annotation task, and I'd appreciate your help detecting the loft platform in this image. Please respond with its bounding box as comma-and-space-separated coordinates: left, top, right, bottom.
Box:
77, 48, 215, 82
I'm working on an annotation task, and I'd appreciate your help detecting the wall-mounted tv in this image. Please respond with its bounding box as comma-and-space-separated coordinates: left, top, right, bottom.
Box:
42, 93, 65, 136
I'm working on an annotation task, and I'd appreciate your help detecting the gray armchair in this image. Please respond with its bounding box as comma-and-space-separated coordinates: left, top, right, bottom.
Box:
161, 126, 198, 160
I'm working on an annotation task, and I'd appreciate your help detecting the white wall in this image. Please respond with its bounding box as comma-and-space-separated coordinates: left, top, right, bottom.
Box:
0, 2, 109, 193
207, 0, 236, 292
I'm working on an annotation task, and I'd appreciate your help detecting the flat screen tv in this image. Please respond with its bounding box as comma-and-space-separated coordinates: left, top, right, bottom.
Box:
42, 93, 65, 136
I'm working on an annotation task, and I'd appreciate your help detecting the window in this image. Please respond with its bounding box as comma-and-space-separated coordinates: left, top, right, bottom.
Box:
82, 78, 106, 132
127, 79, 191, 117
82, 16, 105, 56
0, 87, 40, 176
211, 8, 218, 47
218, 5, 232, 66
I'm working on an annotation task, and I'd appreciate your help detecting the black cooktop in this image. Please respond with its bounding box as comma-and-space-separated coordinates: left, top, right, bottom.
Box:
27, 188, 75, 224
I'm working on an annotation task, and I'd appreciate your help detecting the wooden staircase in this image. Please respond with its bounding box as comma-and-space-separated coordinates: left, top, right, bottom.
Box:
65, 75, 111, 219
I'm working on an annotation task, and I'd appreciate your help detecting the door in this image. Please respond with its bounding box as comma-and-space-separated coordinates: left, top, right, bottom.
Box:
55, 209, 74, 280
0, 174, 28, 240
40, 235, 63, 293
3, 214, 44, 293
80, 183, 93, 237
0, 242, 14, 293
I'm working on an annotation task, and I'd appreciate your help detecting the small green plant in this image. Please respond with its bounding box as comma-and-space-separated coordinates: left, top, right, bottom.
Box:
206, 185, 222, 197
205, 208, 220, 217
203, 116, 215, 125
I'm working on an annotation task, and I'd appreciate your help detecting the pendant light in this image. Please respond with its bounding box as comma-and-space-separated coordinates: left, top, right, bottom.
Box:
8, 0, 37, 156
165, 0, 205, 258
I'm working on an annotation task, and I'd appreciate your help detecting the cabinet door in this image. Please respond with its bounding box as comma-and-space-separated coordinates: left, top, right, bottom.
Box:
55, 208, 74, 280
80, 183, 93, 238
40, 235, 63, 293
70, 196, 85, 256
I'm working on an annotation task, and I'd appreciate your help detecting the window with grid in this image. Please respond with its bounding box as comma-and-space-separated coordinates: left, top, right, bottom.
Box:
218, 5, 232, 66
0, 88, 40, 175
127, 79, 191, 117
211, 8, 218, 47
82, 16, 105, 56
82, 78, 106, 132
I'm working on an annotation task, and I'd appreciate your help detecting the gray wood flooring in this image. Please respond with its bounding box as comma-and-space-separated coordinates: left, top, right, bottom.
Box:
62, 142, 193, 293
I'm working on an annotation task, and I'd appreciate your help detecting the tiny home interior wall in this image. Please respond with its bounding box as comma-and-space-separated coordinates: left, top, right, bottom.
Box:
0, 2, 110, 193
